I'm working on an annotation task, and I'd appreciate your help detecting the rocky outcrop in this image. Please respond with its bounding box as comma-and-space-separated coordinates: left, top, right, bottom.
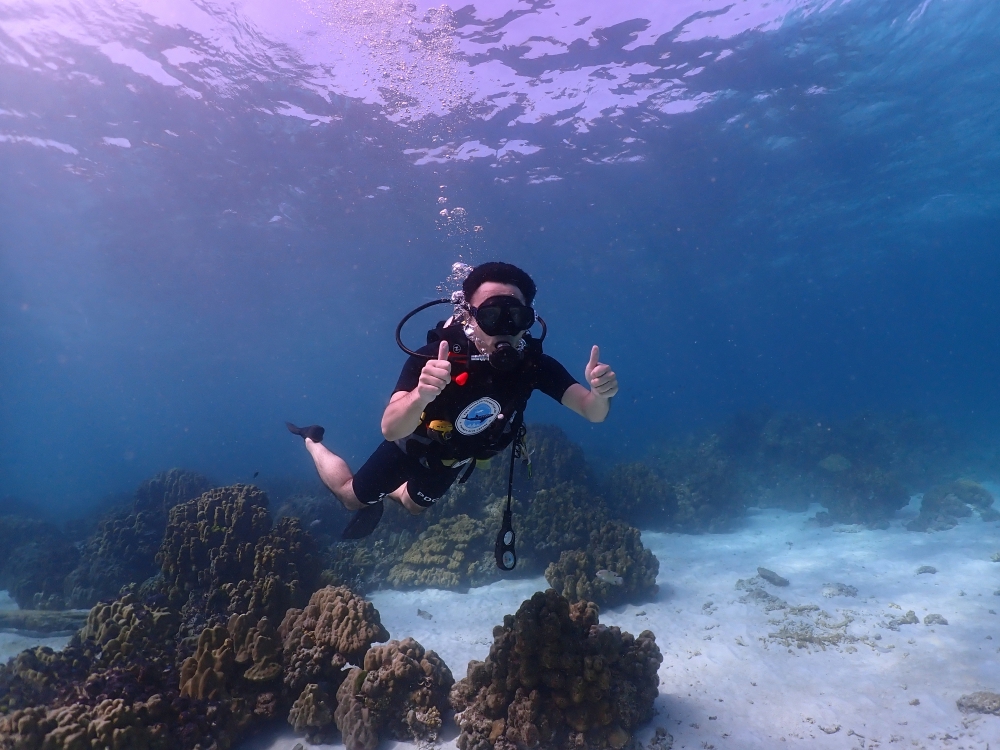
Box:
335, 637, 453, 750
64, 469, 212, 609
908, 480, 997, 532
451, 590, 662, 750
279, 585, 390, 698
544, 521, 659, 607
387, 515, 493, 590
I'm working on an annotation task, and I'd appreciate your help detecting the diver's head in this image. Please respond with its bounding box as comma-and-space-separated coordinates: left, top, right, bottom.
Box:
462, 262, 536, 307
462, 263, 537, 365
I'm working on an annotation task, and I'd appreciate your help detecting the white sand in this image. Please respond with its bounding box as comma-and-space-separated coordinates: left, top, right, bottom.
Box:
0, 590, 73, 664
7, 491, 1000, 749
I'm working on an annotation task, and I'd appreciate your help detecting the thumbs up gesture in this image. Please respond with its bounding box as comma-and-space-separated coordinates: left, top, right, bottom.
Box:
416, 340, 453, 405
585, 345, 618, 399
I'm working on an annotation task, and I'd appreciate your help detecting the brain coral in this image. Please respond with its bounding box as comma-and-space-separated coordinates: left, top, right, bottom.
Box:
334, 637, 454, 750
544, 521, 659, 607
451, 589, 662, 750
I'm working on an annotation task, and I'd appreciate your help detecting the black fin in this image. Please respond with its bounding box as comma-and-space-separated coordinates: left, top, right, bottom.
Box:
341, 501, 385, 540
286, 422, 325, 443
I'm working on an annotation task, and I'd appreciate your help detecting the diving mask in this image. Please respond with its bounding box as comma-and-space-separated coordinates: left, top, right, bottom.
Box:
468, 296, 535, 337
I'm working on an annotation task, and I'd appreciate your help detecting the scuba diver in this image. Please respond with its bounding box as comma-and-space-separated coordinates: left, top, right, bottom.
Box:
287, 261, 618, 569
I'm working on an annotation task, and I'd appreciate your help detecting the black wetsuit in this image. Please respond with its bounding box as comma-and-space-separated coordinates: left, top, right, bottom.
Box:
351, 326, 577, 507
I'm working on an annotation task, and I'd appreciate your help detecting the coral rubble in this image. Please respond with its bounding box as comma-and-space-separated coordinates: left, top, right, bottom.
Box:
451, 589, 662, 750
957, 691, 1000, 716
544, 521, 659, 607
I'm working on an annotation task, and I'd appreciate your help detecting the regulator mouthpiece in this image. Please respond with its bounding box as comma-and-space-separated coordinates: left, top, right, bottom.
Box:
489, 341, 521, 371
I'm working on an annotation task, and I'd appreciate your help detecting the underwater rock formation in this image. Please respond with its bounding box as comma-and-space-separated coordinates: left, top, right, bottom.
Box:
643, 434, 742, 532
335, 637, 454, 750
516, 482, 609, 570
288, 682, 335, 742
0, 516, 78, 610
544, 521, 659, 607
0, 483, 335, 750
387, 514, 493, 590
279, 585, 390, 698
604, 463, 673, 528
65, 469, 212, 609
957, 691, 1000, 716
157, 484, 319, 624
907, 479, 997, 532
451, 589, 662, 750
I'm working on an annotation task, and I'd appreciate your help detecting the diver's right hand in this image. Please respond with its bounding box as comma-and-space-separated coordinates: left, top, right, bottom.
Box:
415, 340, 452, 404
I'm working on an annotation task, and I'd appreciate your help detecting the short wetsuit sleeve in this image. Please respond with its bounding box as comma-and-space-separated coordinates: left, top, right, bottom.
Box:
535, 354, 579, 402
393, 344, 437, 394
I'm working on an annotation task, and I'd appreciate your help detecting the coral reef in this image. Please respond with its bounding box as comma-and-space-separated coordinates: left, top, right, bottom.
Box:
544, 521, 659, 607
0, 516, 78, 610
0, 610, 88, 635
723, 411, 952, 525
907, 479, 997, 532
0, 643, 92, 715
79, 595, 179, 670
387, 515, 493, 590
335, 637, 454, 750
604, 463, 673, 528
279, 585, 390, 698
324, 424, 608, 591
451, 589, 662, 750
0, 483, 336, 750
289, 682, 335, 742
0, 698, 174, 750
65, 469, 211, 609
322, 503, 427, 594
824, 465, 909, 527
157, 484, 319, 624
641, 433, 742, 532
515, 482, 609, 570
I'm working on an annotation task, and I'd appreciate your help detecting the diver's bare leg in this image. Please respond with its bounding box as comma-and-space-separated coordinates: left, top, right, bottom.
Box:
304, 438, 364, 511
387, 484, 427, 515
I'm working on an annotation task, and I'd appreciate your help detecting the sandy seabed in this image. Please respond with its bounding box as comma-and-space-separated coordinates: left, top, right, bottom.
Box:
5, 492, 1000, 749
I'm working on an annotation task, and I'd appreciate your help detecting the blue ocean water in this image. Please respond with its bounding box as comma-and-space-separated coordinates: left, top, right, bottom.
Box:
1, 0, 998, 515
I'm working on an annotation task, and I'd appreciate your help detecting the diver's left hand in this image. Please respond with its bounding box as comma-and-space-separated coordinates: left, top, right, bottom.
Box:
585, 345, 618, 399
